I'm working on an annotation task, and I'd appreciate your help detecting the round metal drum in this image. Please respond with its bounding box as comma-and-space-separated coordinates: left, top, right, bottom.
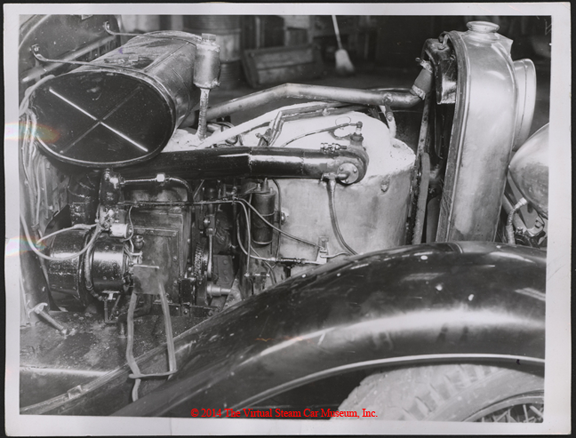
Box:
46, 229, 91, 308
91, 238, 127, 291
242, 109, 415, 263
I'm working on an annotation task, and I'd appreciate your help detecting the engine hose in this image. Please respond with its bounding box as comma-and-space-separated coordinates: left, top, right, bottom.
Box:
506, 198, 528, 244
126, 292, 142, 401
126, 285, 178, 402
158, 282, 177, 375
326, 178, 358, 255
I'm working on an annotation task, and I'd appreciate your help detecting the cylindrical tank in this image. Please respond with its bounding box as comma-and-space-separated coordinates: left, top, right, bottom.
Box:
242, 110, 415, 263
251, 182, 276, 246
184, 15, 242, 89
90, 238, 127, 292
29, 31, 203, 168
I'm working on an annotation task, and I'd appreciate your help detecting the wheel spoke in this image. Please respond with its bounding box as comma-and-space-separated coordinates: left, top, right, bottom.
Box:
529, 405, 544, 418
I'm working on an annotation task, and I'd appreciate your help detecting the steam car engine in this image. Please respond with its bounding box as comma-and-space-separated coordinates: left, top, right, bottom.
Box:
22, 26, 424, 321
17, 15, 549, 417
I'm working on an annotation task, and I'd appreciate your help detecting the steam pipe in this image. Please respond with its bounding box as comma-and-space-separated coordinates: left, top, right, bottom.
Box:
206, 84, 424, 121
120, 146, 369, 184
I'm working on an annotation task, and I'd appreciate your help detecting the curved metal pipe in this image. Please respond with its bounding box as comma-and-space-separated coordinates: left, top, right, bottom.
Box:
120, 146, 369, 184
206, 84, 422, 121
121, 174, 193, 199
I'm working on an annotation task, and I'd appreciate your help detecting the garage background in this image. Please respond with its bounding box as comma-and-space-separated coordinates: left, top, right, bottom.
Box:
119, 15, 550, 134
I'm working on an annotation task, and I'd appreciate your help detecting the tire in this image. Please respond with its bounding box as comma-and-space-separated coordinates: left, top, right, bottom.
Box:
336, 364, 544, 422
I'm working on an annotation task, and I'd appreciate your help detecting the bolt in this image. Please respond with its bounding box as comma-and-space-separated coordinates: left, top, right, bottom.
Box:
381, 177, 390, 193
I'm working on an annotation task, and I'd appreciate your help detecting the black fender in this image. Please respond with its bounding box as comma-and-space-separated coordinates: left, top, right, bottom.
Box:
23, 242, 546, 416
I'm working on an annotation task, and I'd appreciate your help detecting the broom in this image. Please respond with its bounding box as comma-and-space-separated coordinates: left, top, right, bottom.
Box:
332, 15, 355, 76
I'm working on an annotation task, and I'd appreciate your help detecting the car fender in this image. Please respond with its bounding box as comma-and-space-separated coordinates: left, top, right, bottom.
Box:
23, 242, 546, 416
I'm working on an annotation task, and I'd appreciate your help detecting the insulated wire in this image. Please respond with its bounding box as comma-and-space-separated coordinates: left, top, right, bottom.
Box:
235, 219, 319, 266
236, 198, 321, 249
277, 122, 356, 148
37, 223, 97, 244
326, 178, 358, 255
263, 261, 277, 285
506, 198, 528, 244
270, 179, 282, 259
192, 180, 205, 201
237, 200, 252, 276
236, 224, 274, 263
121, 206, 135, 242
20, 212, 102, 261
34, 154, 43, 232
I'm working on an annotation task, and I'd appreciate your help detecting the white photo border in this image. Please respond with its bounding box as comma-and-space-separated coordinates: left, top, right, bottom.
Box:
4, 3, 571, 435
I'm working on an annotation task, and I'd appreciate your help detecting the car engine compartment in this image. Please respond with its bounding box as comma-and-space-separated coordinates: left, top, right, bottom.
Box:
17, 15, 549, 414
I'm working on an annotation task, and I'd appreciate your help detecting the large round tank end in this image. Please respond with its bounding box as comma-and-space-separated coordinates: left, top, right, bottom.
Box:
29, 31, 203, 168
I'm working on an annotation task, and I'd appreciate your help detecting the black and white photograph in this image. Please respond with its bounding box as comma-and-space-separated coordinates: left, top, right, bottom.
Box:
4, 3, 571, 435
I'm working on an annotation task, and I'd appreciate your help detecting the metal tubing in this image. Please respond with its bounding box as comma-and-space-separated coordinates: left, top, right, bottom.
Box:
120, 146, 369, 183
206, 84, 422, 121
22, 36, 118, 84
197, 88, 211, 139
412, 153, 431, 245
122, 174, 193, 199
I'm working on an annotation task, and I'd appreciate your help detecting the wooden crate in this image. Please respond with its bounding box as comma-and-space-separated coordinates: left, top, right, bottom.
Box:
242, 43, 324, 88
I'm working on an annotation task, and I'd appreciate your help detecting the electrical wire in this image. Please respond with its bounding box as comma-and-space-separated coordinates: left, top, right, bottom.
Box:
21, 212, 102, 261
326, 178, 358, 255
277, 121, 356, 148
193, 196, 321, 251
320, 251, 349, 259
37, 223, 97, 244
193, 180, 205, 201
506, 198, 528, 244
237, 201, 252, 276
235, 198, 321, 249
236, 224, 273, 262
121, 206, 135, 242
236, 219, 319, 266
263, 261, 277, 285
270, 179, 282, 259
